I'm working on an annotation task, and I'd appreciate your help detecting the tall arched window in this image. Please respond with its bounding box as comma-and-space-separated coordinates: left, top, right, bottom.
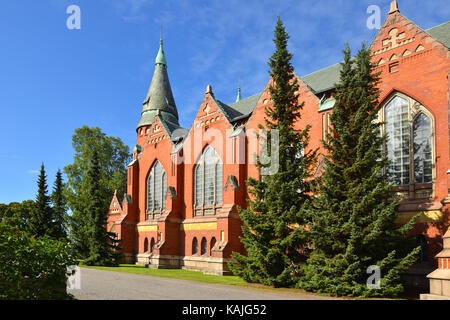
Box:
192, 237, 198, 255
194, 146, 223, 215
147, 161, 167, 218
381, 94, 434, 200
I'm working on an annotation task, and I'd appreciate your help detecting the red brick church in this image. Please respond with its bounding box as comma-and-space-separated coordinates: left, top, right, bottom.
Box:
107, 1, 450, 280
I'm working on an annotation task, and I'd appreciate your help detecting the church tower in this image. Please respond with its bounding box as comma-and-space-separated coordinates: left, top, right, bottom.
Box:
137, 33, 180, 131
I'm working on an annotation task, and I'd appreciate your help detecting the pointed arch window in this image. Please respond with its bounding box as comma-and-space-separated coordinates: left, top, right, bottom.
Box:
147, 161, 167, 218
380, 94, 434, 200
201, 238, 207, 256
192, 237, 199, 255
194, 146, 223, 215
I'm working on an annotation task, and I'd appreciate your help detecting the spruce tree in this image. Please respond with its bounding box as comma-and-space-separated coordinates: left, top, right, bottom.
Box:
29, 163, 54, 237
297, 44, 420, 297
51, 170, 68, 240
84, 149, 122, 266
229, 17, 317, 287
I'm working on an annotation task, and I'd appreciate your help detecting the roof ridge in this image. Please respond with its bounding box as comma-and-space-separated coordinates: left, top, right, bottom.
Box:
425, 20, 450, 31
229, 92, 262, 107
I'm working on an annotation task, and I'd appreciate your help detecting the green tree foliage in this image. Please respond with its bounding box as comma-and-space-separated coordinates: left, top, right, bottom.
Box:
0, 200, 35, 230
51, 169, 68, 240
83, 149, 122, 266
229, 17, 317, 287
64, 126, 130, 259
28, 163, 55, 238
297, 44, 420, 297
0, 223, 75, 300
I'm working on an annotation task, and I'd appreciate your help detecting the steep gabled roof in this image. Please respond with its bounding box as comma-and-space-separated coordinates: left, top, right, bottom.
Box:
300, 63, 342, 94
298, 20, 450, 95
213, 92, 263, 123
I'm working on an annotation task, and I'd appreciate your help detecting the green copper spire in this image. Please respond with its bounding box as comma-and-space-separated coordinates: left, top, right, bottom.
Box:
235, 77, 242, 102
137, 31, 179, 130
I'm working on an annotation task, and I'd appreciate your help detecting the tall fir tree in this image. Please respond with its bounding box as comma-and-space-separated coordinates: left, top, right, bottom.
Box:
51, 170, 68, 240
228, 17, 317, 287
297, 43, 420, 297
84, 149, 122, 266
29, 163, 55, 238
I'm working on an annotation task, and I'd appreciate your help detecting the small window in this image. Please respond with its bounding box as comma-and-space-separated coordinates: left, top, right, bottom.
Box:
201, 237, 207, 256
389, 62, 399, 73
192, 237, 198, 255
150, 238, 155, 253
210, 237, 217, 254
144, 238, 148, 253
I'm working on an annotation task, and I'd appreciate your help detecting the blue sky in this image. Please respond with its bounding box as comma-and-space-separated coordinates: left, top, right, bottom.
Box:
0, 0, 448, 204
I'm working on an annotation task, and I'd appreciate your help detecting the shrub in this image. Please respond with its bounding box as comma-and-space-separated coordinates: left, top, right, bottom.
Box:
0, 223, 75, 300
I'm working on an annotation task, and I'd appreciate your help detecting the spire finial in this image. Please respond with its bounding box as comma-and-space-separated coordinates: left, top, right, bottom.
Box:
155, 26, 167, 67
389, 0, 399, 14
236, 77, 242, 102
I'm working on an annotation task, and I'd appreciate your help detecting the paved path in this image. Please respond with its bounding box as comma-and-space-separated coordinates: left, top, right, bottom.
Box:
68, 267, 336, 300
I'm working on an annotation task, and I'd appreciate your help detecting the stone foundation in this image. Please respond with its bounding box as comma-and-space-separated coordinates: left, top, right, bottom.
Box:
421, 227, 450, 300
135, 254, 231, 275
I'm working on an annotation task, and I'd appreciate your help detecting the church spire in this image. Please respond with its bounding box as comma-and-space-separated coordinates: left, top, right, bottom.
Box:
235, 77, 242, 102
137, 31, 179, 131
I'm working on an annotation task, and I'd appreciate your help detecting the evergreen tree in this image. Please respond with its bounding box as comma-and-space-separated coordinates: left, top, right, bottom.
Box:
297, 44, 420, 297
29, 163, 54, 238
229, 17, 317, 287
51, 170, 68, 240
84, 149, 122, 266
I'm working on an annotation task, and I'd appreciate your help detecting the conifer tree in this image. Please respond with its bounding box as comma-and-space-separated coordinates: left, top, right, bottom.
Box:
51, 170, 68, 240
84, 149, 122, 266
229, 17, 317, 287
297, 44, 420, 297
29, 163, 54, 237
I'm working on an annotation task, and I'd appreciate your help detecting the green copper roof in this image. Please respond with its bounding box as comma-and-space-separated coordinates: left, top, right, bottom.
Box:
137, 36, 179, 130
300, 62, 342, 94
426, 21, 450, 48
211, 92, 262, 123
